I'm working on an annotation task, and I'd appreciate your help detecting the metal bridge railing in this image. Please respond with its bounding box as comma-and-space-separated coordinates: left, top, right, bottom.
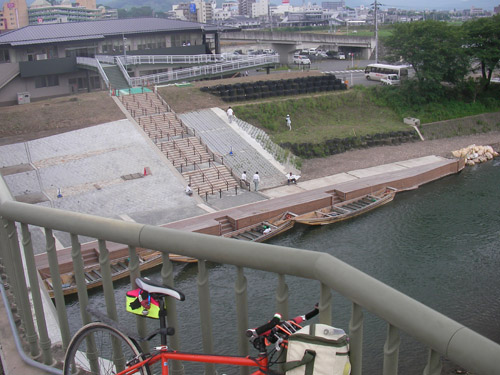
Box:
0, 174, 499, 375
82, 54, 278, 88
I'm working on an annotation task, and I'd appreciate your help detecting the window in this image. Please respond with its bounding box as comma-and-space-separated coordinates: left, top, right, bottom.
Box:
0, 49, 10, 63
35, 75, 59, 88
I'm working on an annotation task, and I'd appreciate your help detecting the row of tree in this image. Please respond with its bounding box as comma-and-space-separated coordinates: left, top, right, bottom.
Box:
383, 16, 500, 99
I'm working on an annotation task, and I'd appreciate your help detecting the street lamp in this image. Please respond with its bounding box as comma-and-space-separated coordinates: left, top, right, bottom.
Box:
122, 34, 127, 69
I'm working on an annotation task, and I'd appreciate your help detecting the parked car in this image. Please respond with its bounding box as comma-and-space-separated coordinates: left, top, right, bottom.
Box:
381, 74, 401, 86
293, 55, 311, 65
337, 53, 346, 60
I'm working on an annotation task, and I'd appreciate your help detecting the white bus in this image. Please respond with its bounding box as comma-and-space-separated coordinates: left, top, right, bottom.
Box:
364, 64, 410, 81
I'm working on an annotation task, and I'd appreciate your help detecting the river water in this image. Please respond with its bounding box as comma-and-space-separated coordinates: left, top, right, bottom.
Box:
67, 159, 500, 374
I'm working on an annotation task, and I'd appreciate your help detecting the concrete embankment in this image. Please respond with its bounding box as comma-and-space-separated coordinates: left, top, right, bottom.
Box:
163, 155, 464, 235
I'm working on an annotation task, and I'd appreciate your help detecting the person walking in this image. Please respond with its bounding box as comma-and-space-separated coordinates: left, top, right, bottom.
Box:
227, 107, 234, 123
241, 171, 250, 189
286, 114, 291, 131
252, 172, 260, 192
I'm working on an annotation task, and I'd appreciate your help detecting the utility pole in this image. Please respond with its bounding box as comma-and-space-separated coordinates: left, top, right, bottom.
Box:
374, 0, 378, 63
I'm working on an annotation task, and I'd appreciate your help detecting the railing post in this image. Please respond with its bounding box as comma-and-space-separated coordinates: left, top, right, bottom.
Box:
383, 323, 400, 375
349, 302, 364, 375
71, 234, 91, 326
197, 260, 215, 374
161, 252, 184, 375
423, 349, 442, 375
319, 282, 332, 325
21, 223, 53, 365
276, 274, 289, 319
129, 246, 151, 353
235, 267, 249, 375
45, 228, 71, 349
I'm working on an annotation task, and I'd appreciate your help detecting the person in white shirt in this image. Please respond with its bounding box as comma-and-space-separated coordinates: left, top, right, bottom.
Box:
263, 226, 272, 234
252, 172, 260, 191
241, 171, 247, 181
185, 184, 193, 196
286, 114, 291, 131
287, 172, 296, 185
227, 107, 234, 123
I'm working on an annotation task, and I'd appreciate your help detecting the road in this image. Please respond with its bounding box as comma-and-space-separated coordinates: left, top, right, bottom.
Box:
250, 58, 380, 87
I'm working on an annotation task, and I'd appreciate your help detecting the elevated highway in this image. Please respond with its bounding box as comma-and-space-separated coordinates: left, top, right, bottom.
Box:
221, 31, 375, 63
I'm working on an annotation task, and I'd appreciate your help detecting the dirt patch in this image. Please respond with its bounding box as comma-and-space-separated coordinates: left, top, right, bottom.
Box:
0, 92, 125, 146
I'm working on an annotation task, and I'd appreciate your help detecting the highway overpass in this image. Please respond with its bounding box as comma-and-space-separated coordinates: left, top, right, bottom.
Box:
220, 30, 376, 64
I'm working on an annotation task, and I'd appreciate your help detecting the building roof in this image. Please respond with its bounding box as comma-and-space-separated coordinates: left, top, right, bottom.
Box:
0, 18, 220, 47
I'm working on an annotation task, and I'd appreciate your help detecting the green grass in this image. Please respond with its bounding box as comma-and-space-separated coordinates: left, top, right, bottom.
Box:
233, 89, 408, 145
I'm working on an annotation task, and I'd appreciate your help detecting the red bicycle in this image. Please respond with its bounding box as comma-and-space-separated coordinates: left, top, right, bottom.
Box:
63, 277, 319, 375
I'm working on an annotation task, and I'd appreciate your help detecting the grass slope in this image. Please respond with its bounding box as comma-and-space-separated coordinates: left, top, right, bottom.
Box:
234, 89, 408, 144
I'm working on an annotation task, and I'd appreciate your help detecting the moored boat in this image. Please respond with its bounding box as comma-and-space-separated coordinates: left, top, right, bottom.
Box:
223, 211, 297, 242
293, 187, 397, 226
36, 243, 196, 298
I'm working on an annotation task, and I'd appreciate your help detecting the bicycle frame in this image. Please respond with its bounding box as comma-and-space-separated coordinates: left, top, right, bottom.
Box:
117, 346, 271, 375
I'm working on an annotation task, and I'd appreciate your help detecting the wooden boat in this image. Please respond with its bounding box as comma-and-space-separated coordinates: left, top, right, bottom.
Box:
35, 242, 196, 298
293, 187, 397, 226
223, 211, 297, 242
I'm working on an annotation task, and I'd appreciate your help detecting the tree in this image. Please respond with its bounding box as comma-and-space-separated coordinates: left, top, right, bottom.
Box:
463, 14, 500, 89
383, 20, 470, 98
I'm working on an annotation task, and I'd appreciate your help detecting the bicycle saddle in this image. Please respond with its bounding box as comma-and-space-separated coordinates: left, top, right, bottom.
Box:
136, 277, 185, 301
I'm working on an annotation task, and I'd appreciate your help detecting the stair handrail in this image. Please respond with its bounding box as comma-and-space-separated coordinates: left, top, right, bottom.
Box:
115, 56, 132, 87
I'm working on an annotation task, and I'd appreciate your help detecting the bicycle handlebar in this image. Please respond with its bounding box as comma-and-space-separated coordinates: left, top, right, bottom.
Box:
246, 304, 319, 339
246, 314, 282, 338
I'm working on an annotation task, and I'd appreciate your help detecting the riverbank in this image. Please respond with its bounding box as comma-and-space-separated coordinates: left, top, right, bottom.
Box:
300, 131, 500, 181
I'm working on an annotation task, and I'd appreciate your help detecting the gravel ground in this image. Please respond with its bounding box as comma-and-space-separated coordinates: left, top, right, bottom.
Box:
300, 132, 500, 180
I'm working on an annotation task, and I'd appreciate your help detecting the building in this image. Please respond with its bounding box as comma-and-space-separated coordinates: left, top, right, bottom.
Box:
1, 0, 117, 30
251, 0, 269, 18
172, 1, 213, 23
239, 0, 256, 17
321, 1, 345, 11
1, 0, 29, 30
0, 18, 223, 105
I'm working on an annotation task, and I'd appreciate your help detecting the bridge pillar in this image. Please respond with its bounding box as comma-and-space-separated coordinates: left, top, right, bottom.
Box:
271, 44, 298, 65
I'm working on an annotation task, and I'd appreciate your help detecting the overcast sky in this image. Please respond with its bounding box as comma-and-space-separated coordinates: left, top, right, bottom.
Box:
351, 0, 495, 11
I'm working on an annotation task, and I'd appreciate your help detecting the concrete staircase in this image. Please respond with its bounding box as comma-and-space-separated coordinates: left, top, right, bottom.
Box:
120, 92, 239, 198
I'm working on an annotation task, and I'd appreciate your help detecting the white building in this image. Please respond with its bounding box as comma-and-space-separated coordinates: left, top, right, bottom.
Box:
251, 0, 269, 18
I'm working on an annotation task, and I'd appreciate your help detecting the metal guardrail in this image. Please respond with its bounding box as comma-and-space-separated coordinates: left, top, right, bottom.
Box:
79, 54, 278, 88
129, 54, 278, 87
1, 173, 499, 375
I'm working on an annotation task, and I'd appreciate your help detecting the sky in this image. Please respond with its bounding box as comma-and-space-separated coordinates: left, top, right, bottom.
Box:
352, 0, 496, 11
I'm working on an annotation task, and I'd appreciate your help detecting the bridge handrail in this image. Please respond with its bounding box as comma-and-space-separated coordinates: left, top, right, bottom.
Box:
115, 56, 132, 87
131, 55, 278, 86
0, 175, 499, 375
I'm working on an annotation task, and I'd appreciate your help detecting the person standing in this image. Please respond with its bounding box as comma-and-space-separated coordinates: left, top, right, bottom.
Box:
286, 114, 291, 131
227, 107, 234, 123
252, 172, 260, 192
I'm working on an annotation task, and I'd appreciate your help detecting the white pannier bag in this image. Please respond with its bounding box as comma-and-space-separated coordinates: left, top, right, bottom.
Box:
283, 324, 351, 375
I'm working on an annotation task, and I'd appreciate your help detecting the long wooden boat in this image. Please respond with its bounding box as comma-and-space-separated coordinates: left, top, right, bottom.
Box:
223, 211, 297, 242
35, 242, 196, 298
293, 187, 398, 226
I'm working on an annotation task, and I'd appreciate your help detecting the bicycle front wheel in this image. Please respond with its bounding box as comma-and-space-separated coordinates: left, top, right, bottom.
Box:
63, 322, 147, 375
